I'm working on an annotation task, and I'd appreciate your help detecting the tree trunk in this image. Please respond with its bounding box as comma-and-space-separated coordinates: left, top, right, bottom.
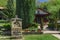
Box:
54, 17, 58, 30
40, 17, 44, 30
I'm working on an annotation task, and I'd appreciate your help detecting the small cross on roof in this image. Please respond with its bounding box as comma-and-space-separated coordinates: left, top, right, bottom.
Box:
15, 15, 18, 19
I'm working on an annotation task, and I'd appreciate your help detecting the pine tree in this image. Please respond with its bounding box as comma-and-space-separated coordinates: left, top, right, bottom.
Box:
16, 0, 35, 28
3, 0, 15, 19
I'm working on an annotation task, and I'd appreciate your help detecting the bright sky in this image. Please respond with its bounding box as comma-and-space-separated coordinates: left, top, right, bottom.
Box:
38, 0, 48, 2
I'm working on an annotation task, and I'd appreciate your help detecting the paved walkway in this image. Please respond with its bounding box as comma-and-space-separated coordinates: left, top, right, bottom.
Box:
43, 31, 60, 34
43, 31, 60, 39
52, 34, 60, 39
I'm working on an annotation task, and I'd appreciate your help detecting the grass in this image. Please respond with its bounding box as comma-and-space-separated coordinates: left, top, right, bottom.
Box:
0, 34, 59, 40
24, 34, 59, 40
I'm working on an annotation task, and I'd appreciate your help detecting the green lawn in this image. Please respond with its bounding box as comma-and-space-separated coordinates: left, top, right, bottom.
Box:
24, 34, 59, 40
0, 34, 59, 40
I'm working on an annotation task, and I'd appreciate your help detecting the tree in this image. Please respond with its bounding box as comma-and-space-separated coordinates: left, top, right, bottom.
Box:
3, 0, 15, 19
47, 0, 60, 30
16, 0, 36, 28
40, 0, 60, 30
0, 0, 7, 7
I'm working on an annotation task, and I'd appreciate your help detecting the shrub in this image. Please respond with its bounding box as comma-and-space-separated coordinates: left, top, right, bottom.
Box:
57, 24, 60, 30
0, 20, 9, 23
28, 23, 38, 31
3, 24, 11, 30
29, 23, 38, 28
48, 23, 55, 30
48, 23, 60, 30
1, 23, 11, 36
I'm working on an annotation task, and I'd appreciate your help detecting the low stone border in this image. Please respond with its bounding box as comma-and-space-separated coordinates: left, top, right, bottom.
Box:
0, 36, 24, 40
0, 36, 11, 39
23, 32, 43, 35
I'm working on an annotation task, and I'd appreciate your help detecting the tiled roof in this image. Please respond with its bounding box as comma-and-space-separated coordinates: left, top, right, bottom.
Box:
35, 8, 50, 14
